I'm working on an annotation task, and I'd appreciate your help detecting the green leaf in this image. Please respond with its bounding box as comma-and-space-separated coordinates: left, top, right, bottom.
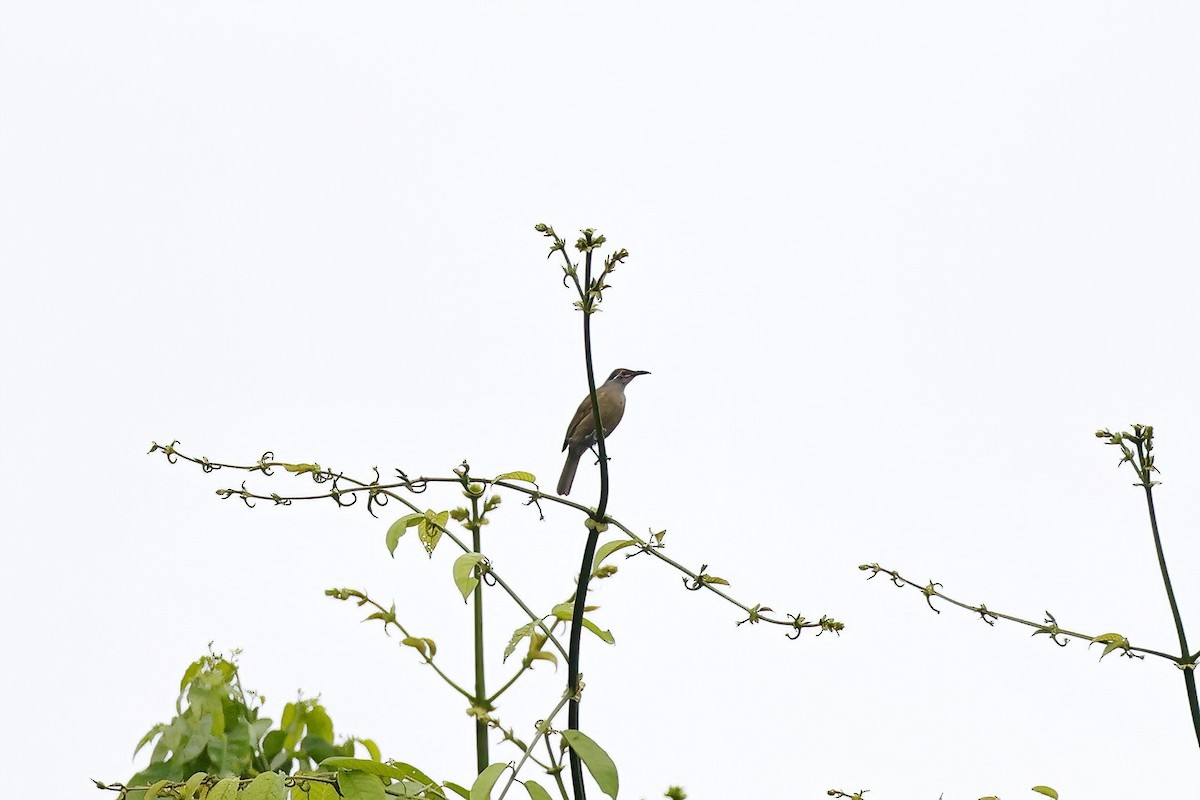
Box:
307, 705, 334, 742
592, 540, 636, 571
551, 602, 597, 620
504, 622, 538, 662
243, 772, 287, 800
394, 762, 440, 789
262, 729, 286, 760
561, 730, 619, 798
281, 701, 298, 733
494, 471, 536, 484
132, 723, 165, 759
387, 514, 424, 556
419, 510, 450, 556
283, 462, 321, 475
443, 782, 471, 799
224, 717, 254, 769
179, 658, 205, 697
301, 735, 343, 764
1091, 632, 1132, 660
338, 770, 385, 800
208, 777, 241, 800
144, 780, 171, 799
357, 738, 382, 762
1032, 787, 1059, 799
179, 772, 208, 800
176, 713, 213, 762
290, 777, 340, 800
453, 553, 486, 601
469, 763, 510, 800
529, 650, 558, 668
402, 637, 431, 660
207, 733, 240, 776
582, 618, 615, 644
321, 758, 429, 783
527, 634, 558, 670
523, 780, 554, 800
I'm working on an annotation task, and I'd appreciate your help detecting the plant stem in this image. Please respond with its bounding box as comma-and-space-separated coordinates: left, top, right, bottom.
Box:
1135, 440, 1200, 747
488, 662, 531, 705
495, 693, 572, 800
546, 736, 570, 800
567, 247, 607, 800
471, 495, 489, 773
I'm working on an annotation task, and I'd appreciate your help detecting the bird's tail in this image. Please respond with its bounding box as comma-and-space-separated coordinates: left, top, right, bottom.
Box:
557, 445, 585, 496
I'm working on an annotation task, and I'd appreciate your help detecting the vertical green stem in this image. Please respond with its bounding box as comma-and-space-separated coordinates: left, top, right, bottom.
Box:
546, 735, 571, 800
1135, 440, 1200, 747
568, 247, 608, 800
471, 495, 489, 772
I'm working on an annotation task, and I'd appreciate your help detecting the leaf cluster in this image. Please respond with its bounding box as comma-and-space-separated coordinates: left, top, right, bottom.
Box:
127, 650, 379, 787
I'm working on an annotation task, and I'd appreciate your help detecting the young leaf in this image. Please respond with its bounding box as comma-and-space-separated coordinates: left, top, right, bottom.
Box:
454, 553, 486, 601
551, 602, 599, 621
393, 762, 439, 786
207, 778, 241, 800
581, 618, 615, 645
443, 782, 471, 800
180, 772, 208, 800
176, 714, 213, 762
469, 763, 510, 800
356, 737, 381, 762
144, 780, 171, 799
307, 705, 334, 742
523, 780, 555, 800
386, 514, 424, 556
527, 634, 558, 670
529, 650, 558, 669
242, 772, 286, 800
322, 758, 433, 784
592, 540, 636, 571
133, 723, 166, 759
294, 780, 340, 800
495, 471, 536, 484
561, 730, 619, 798
401, 637, 431, 661
418, 510, 450, 556
1032, 788, 1059, 799
1090, 632, 1132, 660
323, 758, 402, 778
338, 770, 385, 800
504, 622, 538, 662
178, 658, 205, 696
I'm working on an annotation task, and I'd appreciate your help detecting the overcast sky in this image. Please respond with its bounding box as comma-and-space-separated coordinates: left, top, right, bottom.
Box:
4, 3, 1200, 798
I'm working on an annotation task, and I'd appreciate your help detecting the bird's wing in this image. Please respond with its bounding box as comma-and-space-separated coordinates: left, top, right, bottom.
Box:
562, 395, 594, 450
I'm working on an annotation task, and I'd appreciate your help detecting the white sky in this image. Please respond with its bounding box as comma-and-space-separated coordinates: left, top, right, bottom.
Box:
3, 3, 1200, 797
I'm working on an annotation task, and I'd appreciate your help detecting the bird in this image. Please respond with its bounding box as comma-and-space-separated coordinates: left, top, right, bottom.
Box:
557, 368, 650, 496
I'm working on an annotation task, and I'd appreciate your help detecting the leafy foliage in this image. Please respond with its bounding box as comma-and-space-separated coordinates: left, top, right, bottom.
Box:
128, 649, 378, 786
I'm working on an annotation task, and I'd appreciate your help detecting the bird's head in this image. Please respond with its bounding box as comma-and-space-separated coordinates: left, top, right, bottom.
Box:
607, 368, 651, 385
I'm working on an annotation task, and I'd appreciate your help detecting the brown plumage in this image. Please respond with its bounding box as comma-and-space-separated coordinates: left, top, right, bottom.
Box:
557, 368, 650, 496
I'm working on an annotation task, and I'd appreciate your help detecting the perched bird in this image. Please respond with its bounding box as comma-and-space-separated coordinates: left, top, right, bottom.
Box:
557, 368, 651, 496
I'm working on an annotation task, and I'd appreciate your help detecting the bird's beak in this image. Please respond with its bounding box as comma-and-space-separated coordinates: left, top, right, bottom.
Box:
632, 370, 651, 376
